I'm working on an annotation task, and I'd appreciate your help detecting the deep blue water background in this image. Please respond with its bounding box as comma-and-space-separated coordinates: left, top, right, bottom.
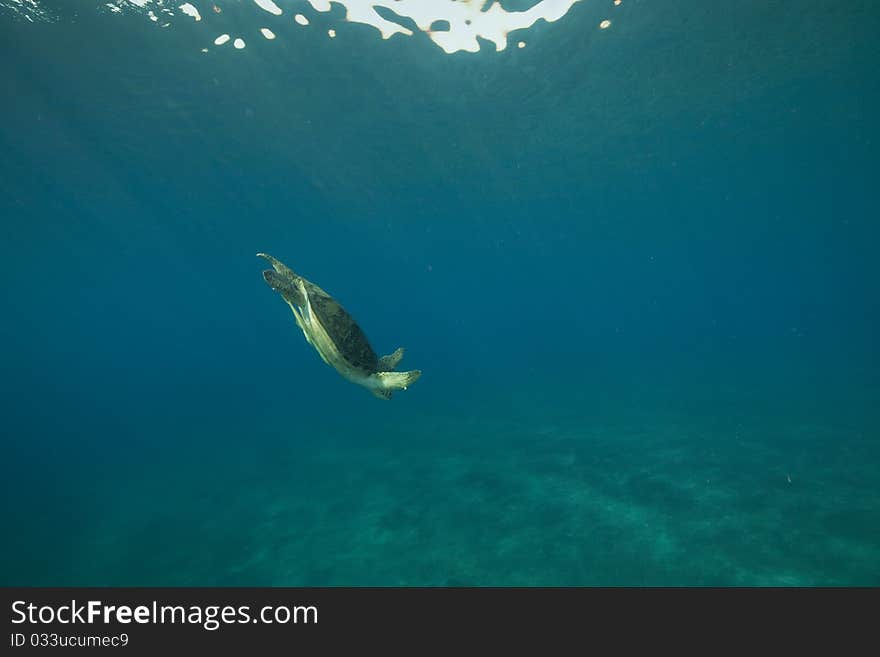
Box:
1, 0, 878, 585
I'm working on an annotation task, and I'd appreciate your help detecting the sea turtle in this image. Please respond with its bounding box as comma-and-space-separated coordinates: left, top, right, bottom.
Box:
257, 253, 421, 400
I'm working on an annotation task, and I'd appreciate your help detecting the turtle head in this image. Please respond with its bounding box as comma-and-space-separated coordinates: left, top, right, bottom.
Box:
261, 269, 305, 306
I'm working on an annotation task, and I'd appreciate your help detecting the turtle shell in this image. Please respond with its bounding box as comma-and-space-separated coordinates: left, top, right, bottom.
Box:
306, 283, 379, 373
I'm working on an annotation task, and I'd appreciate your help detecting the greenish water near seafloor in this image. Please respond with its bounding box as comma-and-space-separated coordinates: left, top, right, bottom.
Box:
1, 0, 878, 585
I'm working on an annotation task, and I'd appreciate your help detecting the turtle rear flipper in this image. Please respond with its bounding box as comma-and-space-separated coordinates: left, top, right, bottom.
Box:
376, 370, 421, 392
378, 347, 405, 371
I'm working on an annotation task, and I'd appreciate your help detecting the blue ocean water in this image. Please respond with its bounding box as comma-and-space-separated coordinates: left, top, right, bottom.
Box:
1, 0, 878, 585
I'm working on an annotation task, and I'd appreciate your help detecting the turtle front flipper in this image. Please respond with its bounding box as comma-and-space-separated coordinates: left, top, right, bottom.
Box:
378, 347, 405, 371
257, 253, 300, 280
